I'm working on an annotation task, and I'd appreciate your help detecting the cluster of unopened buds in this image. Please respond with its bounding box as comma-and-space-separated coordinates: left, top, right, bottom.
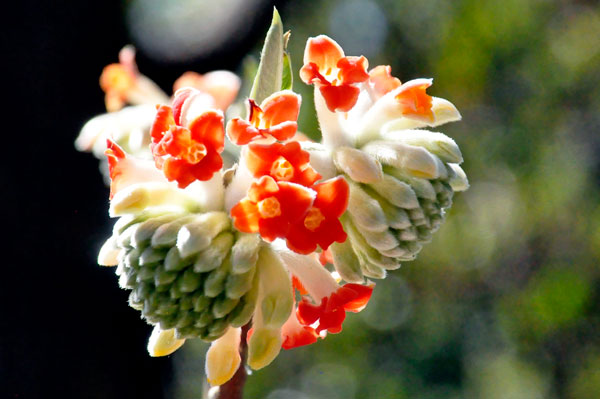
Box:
76, 11, 468, 388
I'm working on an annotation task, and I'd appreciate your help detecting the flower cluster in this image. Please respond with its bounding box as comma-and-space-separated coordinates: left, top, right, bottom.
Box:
78, 10, 467, 390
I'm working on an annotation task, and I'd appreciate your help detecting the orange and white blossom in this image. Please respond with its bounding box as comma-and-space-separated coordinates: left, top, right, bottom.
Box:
83, 20, 466, 388
76, 46, 239, 161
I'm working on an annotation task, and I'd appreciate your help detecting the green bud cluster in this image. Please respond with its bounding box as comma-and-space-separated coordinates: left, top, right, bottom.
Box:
330, 133, 467, 282
104, 210, 262, 341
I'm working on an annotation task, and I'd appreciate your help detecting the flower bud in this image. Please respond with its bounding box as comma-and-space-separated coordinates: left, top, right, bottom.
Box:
333, 146, 383, 183
147, 326, 186, 357
205, 327, 242, 386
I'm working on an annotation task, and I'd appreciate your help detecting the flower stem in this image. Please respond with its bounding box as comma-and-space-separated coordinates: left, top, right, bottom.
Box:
217, 324, 250, 399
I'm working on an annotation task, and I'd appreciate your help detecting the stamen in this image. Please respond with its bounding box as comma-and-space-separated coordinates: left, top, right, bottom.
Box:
257, 197, 282, 218
304, 207, 325, 231
270, 156, 294, 181
184, 141, 207, 164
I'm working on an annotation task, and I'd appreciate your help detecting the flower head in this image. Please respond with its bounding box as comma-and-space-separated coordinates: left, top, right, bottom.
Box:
285, 176, 349, 254
297, 282, 374, 334
150, 89, 225, 188
227, 90, 301, 145
300, 35, 369, 112
245, 141, 321, 186
231, 176, 315, 242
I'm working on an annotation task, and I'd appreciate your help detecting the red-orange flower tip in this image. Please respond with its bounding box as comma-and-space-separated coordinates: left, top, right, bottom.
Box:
245, 141, 321, 186
173, 70, 241, 111
395, 78, 434, 123
369, 65, 402, 99
150, 102, 225, 188
226, 90, 301, 145
230, 176, 315, 242
300, 35, 369, 112
297, 283, 374, 334
281, 297, 319, 350
105, 139, 126, 199
100, 63, 136, 112
285, 176, 349, 255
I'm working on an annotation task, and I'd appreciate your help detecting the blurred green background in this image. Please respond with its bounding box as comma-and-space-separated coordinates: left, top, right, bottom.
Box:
130, 0, 600, 398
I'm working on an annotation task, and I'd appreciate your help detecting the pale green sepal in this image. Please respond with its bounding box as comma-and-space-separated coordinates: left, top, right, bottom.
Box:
194, 233, 235, 273
247, 327, 282, 370
225, 267, 257, 299
132, 213, 183, 248
385, 168, 438, 200
368, 174, 420, 209
147, 327, 186, 357
362, 141, 442, 179
151, 215, 197, 248
177, 212, 230, 259
98, 236, 120, 266
334, 146, 383, 183
281, 51, 293, 91
447, 164, 469, 192
204, 255, 232, 298
357, 228, 399, 252
212, 297, 240, 319
346, 182, 389, 233
362, 186, 413, 229
330, 240, 364, 283
230, 233, 262, 274
382, 130, 463, 163
255, 247, 293, 327
249, 8, 284, 104
110, 182, 202, 217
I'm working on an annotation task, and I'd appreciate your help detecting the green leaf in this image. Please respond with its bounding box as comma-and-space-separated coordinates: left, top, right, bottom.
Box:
281, 51, 293, 91
249, 8, 284, 104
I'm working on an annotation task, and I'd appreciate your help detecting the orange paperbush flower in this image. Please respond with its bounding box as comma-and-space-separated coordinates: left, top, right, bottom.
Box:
285, 176, 349, 255
104, 139, 166, 199
230, 176, 315, 242
173, 71, 241, 111
368, 66, 435, 123
245, 141, 321, 186
395, 78, 434, 123
300, 35, 369, 112
368, 65, 401, 100
100, 46, 138, 112
226, 90, 301, 145
297, 283, 374, 334
281, 299, 319, 349
150, 89, 225, 188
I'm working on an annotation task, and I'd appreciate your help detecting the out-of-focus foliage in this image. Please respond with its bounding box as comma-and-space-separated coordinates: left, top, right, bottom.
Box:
166, 0, 600, 398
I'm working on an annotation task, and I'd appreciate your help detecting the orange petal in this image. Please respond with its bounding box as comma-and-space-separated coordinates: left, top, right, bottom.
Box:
188, 110, 225, 153
395, 79, 434, 122
105, 139, 126, 199
313, 176, 349, 218
172, 87, 195, 126
267, 121, 298, 142
260, 91, 301, 128
319, 85, 361, 112
303, 35, 344, 72
226, 118, 263, 145
231, 198, 260, 233
299, 62, 328, 86
337, 56, 369, 85
150, 105, 175, 143
281, 308, 319, 350
369, 65, 401, 97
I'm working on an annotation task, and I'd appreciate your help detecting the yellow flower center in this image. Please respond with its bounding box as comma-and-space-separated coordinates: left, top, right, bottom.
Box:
270, 156, 294, 181
257, 197, 282, 219
304, 207, 325, 231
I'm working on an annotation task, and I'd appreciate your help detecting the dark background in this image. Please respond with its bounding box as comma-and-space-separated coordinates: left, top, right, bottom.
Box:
2, 1, 281, 397
3, 1, 600, 398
